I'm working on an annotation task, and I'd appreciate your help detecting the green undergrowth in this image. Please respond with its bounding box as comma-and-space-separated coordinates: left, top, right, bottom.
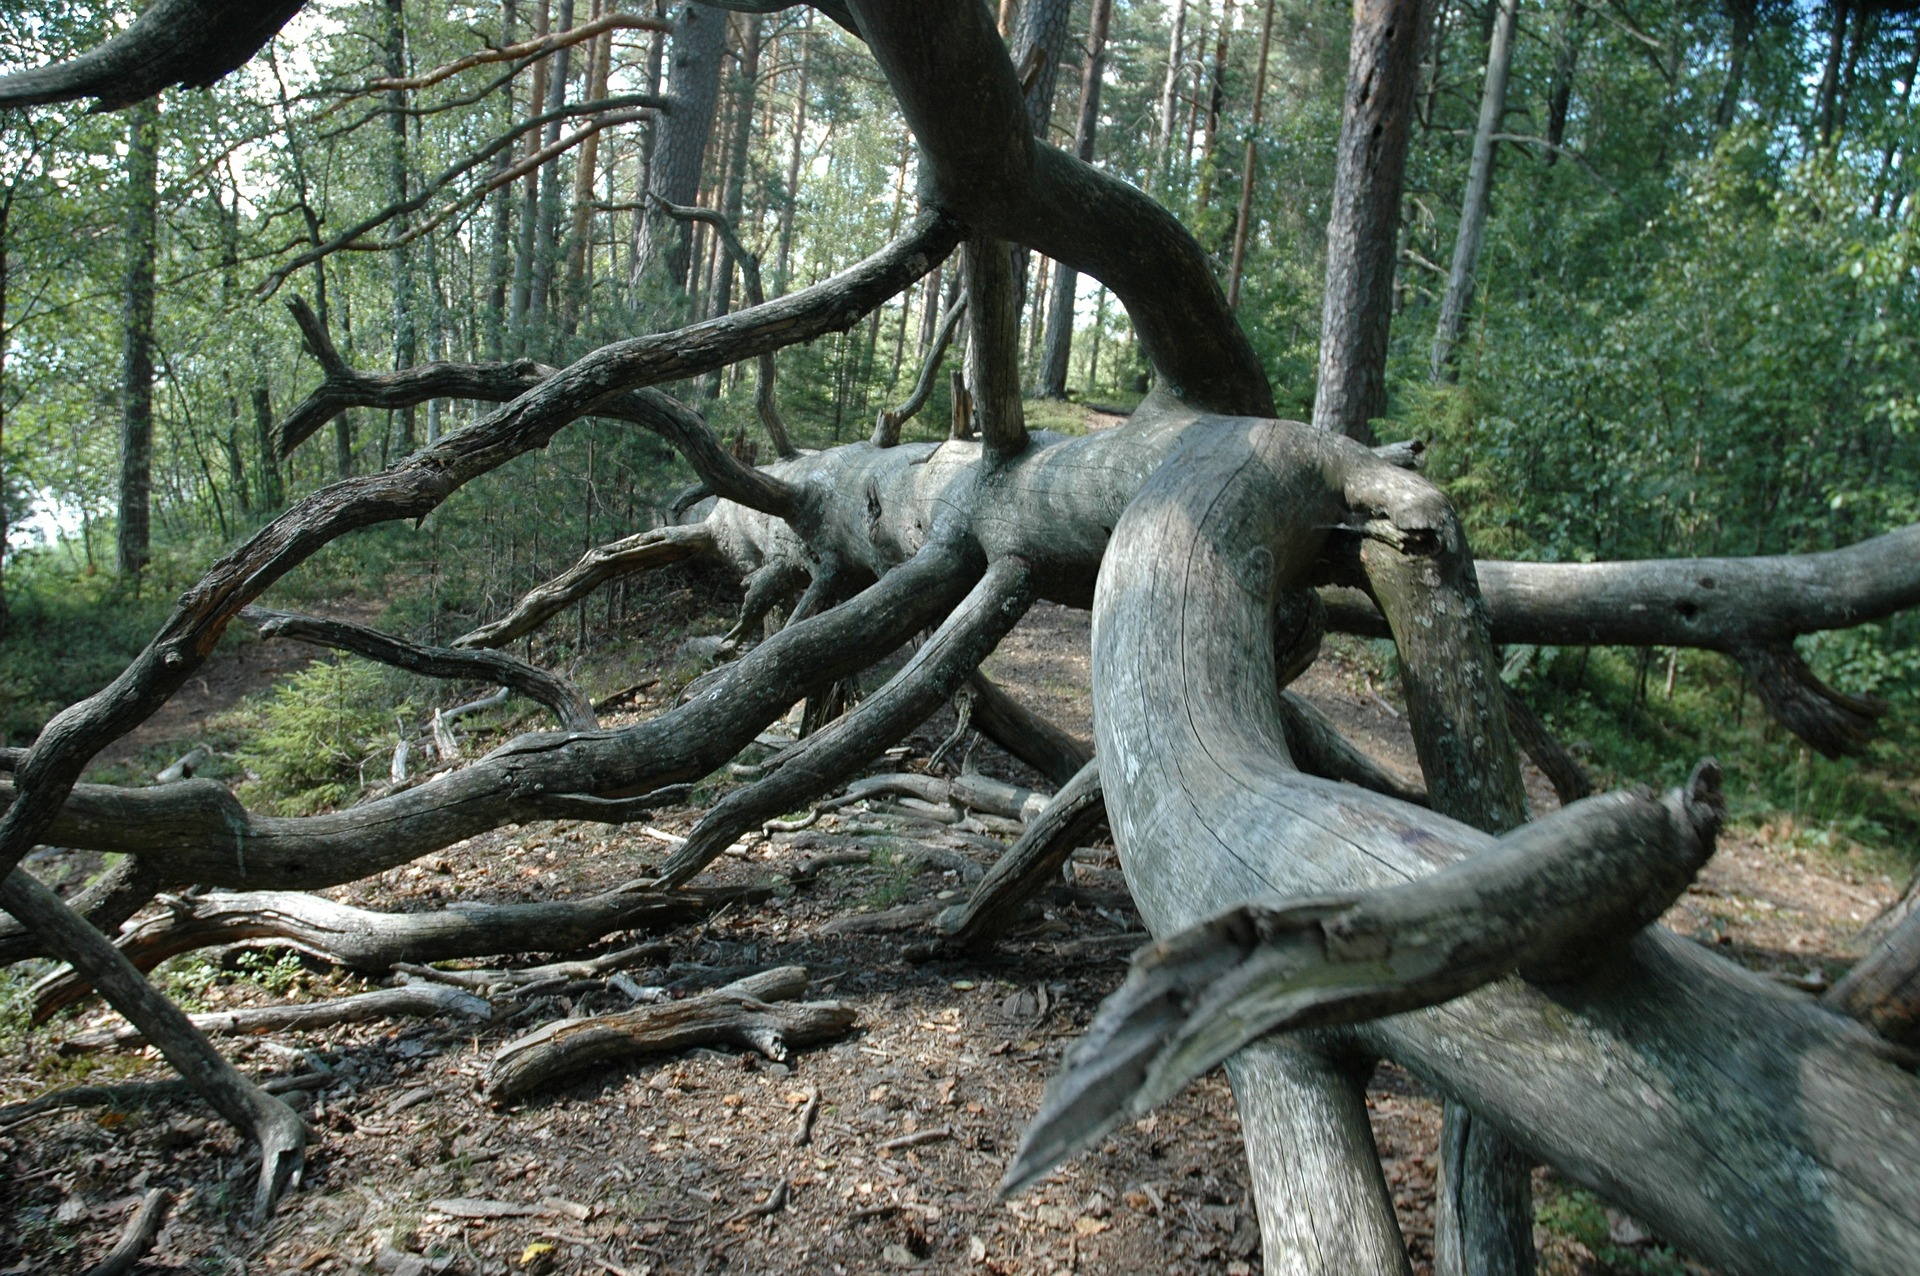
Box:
1537, 1181, 1706, 1275
1512, 642, 1920, 885
219, 657, 423, 815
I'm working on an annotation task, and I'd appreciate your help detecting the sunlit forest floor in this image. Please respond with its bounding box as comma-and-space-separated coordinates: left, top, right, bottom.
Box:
0, 569, 1904, 1276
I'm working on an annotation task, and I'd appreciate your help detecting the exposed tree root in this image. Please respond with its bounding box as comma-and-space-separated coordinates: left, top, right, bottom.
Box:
1732, 642, 1889, 758
246, 606, 596, 730
483, 966, 855, 1104
0, 0, 303, 110
60, 983, 492, 1053
966, 672, 1092, 788
31, 883, 766, 1021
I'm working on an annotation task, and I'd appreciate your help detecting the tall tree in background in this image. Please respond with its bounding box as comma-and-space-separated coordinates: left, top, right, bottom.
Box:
116, 99, 158, 579
383, 0, 418, 456
1035, 0, 1113, 399
635, 2, 726, 291
1224, 0, 1276, 310
1431, 0, 1519, 381
528, 0, 577, 331
1313, 0, 1426, 443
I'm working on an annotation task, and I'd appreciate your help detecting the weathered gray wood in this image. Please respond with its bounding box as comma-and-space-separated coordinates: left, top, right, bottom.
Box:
964, 237, 1028, 460
1088, 415, 1920, 1276
483, 965, 855, 1103
1006, 770, 1719, 1190
454, 522, 713, 650
0, 855, 164, 966
656, 556, 1031, 886
966, 672, 1093, 788
938, 757, 1105, 951
81, 1187, 172, 1276
61, 982, 491, 1052
31, 883, 765, 1020
0, 868, 304, 1219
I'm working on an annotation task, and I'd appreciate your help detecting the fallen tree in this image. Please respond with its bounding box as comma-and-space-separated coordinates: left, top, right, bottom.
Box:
2, 2, 1920, 1270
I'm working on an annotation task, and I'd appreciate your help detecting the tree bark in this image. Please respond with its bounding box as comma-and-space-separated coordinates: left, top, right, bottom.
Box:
1430, 0, 1518, 381
117, 100, 159, 579
635, 3, 728, 291
1312, 0, 1426, 443
1225, 0, 1277, 311
1036, 0, 1113, 400
383, 0, 418, 456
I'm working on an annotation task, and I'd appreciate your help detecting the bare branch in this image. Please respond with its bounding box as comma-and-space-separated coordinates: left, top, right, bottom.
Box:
873, 289, 968, 447
455, 523, 716, 650
362, 11, 671, 95
0, 0, 304, 111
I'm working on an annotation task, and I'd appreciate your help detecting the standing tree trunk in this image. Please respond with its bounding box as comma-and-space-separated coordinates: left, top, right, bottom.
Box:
1153, 0, 1188, 194
510, 0, 550, 347
772, 8, 810, 296
562, 0, 613, 334
711, 13, 761, 324
1544, 0, 1585, 162
1225, 0, 1278, 310
528, 0, 577, 334
1312, 0, 1427, 443
1430, 0, 1518, 382
1035, 0, 1113, 399
0, 198, 9, 632
1814, 0, 1849, 146
486, 1, 519, 357
1010, 0, 1073, 139
118, 99, 159, 580
1195, 0, 1236, 215
634, 2, 727, 293
383, 0, 418, 457
1714, 0, 1752, 132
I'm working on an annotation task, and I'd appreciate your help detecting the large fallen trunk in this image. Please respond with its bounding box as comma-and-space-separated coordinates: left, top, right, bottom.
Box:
1089, 414, 1920, 1275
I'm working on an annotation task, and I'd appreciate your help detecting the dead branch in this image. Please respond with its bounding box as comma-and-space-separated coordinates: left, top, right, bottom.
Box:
656, 556, 1031, 886
245, 605, 596, 729
873, 290, 968, 447
60, 982, 491, 1052
937, 757, 1106, 951
32, 883, 765, 1021
81, 1188, 172, 1276
964, 237, 1028, 460
0, 856, 165, 966
362, 11, 671, 95
393, 940, 672, 991
483, 966, 856, 1104
649, 195, 798, 458
0, 0, 304, 110
1500, 683, 1592, 804
966, 672, 1091, 788
1004, 764, 1724, 1195
1732, 642, 1889, 758
454, 525, 713, 652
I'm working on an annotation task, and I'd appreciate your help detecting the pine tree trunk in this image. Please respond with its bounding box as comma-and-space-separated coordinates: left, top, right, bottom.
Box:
635, 2, 727, 292
1037, 0, 1113, 399
772, 10, 810, 296
383, 0, 418, 456
528, 0, 576, 334
510, 0, 550, 347
561, 0, 611, 334
117, 100, 159, 579
1312, 0, 1426, 443
1431, 0, 1517, 382
1153, 0, 1188, 194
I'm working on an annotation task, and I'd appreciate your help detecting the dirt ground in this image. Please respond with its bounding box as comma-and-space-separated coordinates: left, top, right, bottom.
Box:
0, 596, 1901, 1276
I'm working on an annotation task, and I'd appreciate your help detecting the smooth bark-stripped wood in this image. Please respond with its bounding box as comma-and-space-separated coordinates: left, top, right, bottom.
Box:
1433, 1105, 1534, 1276
483, 965, 855, 1103
61, 982, 491, 1052
0, 869, 304, 1219
245, 606, 596, 729
1088, 413, 1920, 1275
81, 1187, 172, 1276
1827, 907, 1920, 1049
938, 757, 1106, 951
0, 0, 304, 109
454, 522, 715, 649
394, 940, 672, 991
964, 237, 1029, 460
1006, 768, 1720, 1192
1277, 691, 1426, 806
656, 557, 1033, 887
31, 883, 767, 1020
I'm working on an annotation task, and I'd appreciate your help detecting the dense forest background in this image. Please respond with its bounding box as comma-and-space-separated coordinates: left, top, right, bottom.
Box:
0, 0, 1915, 844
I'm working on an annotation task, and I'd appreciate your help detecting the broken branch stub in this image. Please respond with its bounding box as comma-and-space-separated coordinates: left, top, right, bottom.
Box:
1003, 764, 1723, 1195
